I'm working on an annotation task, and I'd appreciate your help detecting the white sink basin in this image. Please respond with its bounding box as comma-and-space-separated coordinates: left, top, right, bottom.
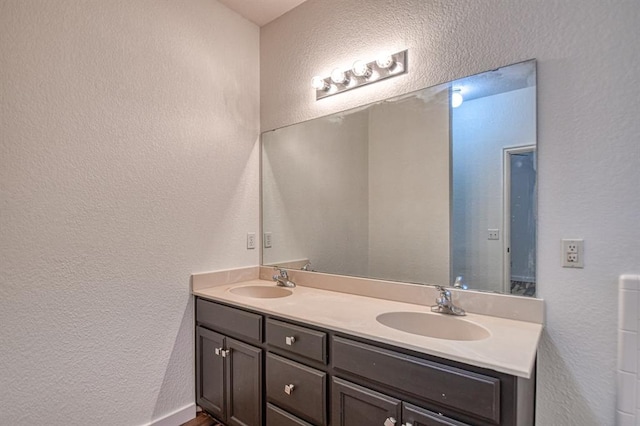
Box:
229, 285, 292, 299
376, 311, 490, 341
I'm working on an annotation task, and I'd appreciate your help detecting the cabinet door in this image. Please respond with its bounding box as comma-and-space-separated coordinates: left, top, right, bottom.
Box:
267, 403, 315, 426
332, 377, 401, 426
196, 326, 226, 421
402, 402, 470, 426
226, 337, 263, 426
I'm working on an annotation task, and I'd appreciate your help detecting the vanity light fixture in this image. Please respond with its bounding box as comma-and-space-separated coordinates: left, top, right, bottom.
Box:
311, 49, 408, 100
330, 68, 350, 85
352, 60, 372, 78
451, 88, 464, 108
375, 53, 395, 69
311, 75, 330, 91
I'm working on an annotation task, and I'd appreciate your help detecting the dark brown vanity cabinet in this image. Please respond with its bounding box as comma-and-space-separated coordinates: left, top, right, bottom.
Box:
266, 353, 327, 425
331, 377, 401, 425
331, 377, 470, 426
265, 318, 329, 425
331, 336, 533, 426
196, 300, 263, 426
195, 297, 534, 426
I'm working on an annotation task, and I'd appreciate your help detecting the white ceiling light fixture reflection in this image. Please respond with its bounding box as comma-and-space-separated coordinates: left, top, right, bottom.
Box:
451, 88, 464, 108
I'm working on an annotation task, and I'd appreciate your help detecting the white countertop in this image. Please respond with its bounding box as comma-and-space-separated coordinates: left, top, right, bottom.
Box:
193, 279, 542, 379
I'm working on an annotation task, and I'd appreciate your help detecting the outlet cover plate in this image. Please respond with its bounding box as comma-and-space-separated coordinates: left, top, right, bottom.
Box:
562, 239, 584, 268
247, 232, 256, 250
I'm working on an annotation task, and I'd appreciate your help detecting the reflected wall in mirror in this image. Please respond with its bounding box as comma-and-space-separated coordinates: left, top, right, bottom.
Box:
262, 60, 537, 297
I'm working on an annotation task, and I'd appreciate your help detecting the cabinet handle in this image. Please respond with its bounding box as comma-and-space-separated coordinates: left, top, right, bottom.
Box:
285, 336, 296, 345
402, 423, 413, 426
284, 384, 295, 395
214, 348, 230, 357
384, 417, 397, 426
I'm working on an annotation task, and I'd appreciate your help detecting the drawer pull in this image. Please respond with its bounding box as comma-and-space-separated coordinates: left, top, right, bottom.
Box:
284, 384, 295, 395
402, 423, 413, 426
285, 336, 296, 345
384, 417, 397, 426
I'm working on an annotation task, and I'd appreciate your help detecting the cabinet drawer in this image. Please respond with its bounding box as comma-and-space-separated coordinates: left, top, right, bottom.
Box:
267, 403, 314, 426
267, 353, 327, 425
266, 318, 327, 363
403, 402, 471, 426
332, 337, 500, 424
331, 377, 401, 426
196, 298, 262, 344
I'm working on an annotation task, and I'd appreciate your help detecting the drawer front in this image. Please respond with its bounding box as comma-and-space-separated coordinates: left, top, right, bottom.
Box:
332, 336, 500, 424
266, 318, 327, 363
331, 377, 401, 426
403, 402, 471, 426
267, 403, 314, 426
196, 298, 262, 344
266, 353, 327, 425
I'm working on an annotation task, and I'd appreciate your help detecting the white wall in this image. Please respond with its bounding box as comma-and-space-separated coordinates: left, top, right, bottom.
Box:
0, 1, 259, 425
452, 87, 537, 292
261, 1, 640, 424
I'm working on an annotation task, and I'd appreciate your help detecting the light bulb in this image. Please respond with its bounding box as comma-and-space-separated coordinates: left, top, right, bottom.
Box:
352, 60, 372, 78
311, 76, 329, 91
330, 68, 349, 85
375, 53, 394, 69
451, 91, 463, 108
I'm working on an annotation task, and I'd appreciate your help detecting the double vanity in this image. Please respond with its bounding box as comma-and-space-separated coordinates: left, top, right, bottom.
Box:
193, 59, 542, 426
192, 267, 543, 426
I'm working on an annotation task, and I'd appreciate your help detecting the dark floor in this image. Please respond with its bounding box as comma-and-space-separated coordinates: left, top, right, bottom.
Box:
510, 280, 536, 296
181, 411, 222, 426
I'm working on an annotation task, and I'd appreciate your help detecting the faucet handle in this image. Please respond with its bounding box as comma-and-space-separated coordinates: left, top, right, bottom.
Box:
273, 267, 288, 278
434, 285, 449, 295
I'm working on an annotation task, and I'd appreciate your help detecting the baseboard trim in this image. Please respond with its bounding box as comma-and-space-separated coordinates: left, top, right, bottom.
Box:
146, 403, 196, 426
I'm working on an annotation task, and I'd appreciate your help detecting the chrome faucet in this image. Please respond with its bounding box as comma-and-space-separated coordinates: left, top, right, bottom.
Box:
431, 285, 466, 316
453, 275, 464, 289
272, 268, 296, 288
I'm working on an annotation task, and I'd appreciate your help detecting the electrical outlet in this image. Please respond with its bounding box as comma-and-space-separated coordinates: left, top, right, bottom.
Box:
247, 232, 256, 249
488, 229, 500, 240
562, 239, 584, 268
264, 232, 272, 248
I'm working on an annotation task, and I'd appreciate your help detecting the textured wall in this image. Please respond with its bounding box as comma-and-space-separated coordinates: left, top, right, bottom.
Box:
261, 0, 640, 424
0, 1, 259, 425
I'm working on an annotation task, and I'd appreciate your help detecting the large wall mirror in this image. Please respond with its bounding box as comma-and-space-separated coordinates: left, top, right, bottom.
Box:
262, 60, 537, 297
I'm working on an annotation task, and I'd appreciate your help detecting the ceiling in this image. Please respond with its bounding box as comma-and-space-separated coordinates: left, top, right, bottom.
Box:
218, 0, 307, 26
